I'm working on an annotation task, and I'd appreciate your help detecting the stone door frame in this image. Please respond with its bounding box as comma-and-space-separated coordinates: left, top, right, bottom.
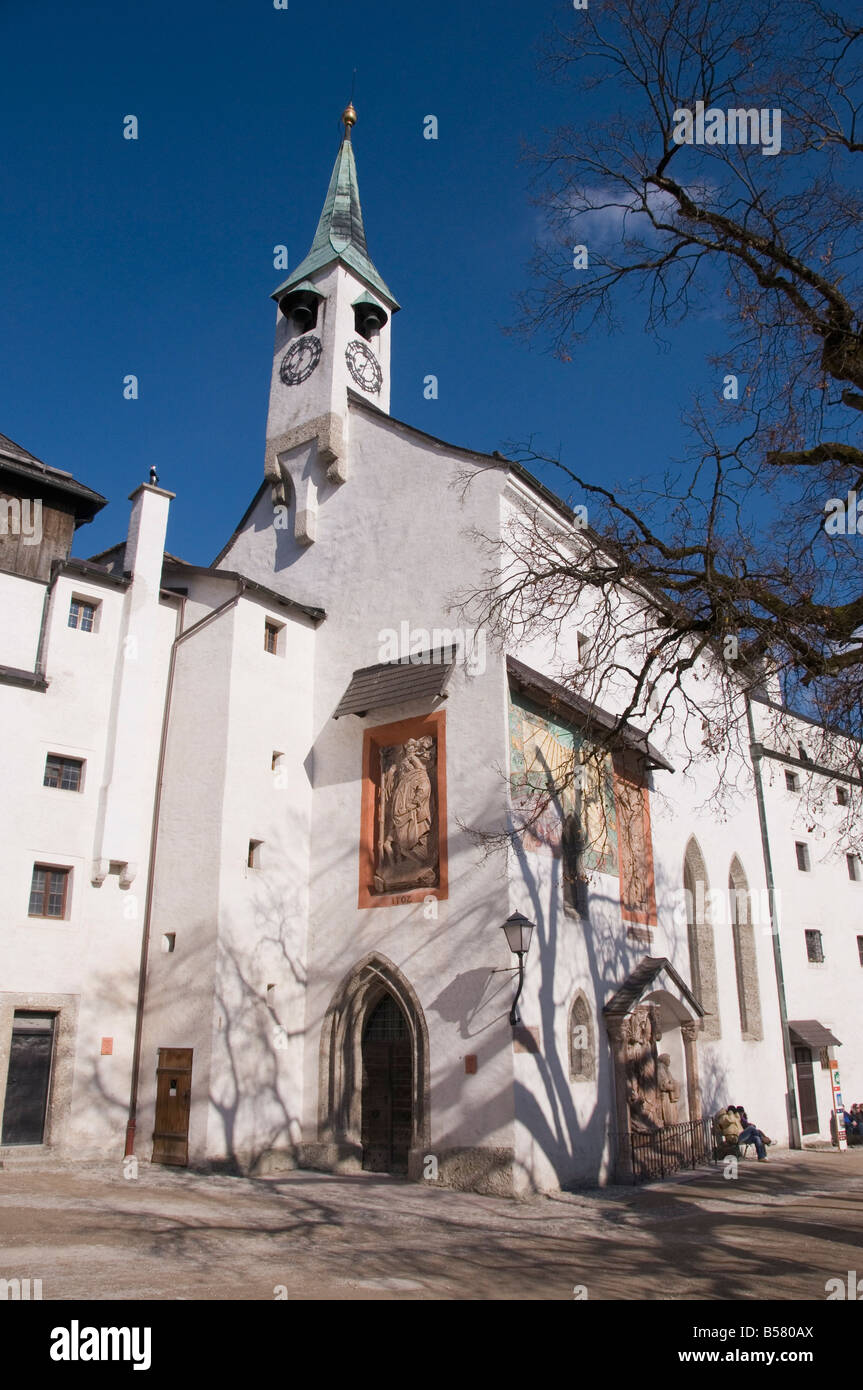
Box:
316, 953, 431, 1178
0, 992, 79, 1154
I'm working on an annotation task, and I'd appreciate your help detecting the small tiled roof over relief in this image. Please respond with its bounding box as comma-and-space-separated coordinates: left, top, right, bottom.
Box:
334, 649, 455, 719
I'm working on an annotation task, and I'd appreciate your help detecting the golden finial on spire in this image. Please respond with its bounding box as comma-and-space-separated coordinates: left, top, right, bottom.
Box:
342, 102, 357, 137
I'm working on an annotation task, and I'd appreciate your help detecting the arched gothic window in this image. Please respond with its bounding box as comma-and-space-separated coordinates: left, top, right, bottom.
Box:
569, 993, 595, 1081
683, 837, 721, 1040
728, 856, 763, 1041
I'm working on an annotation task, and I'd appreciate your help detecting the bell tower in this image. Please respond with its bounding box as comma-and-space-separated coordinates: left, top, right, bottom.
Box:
264, 105, 399, 535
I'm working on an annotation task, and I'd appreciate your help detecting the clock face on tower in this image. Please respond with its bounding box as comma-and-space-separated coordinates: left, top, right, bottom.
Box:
279, 335, 322, 386
345, 339, 383, 394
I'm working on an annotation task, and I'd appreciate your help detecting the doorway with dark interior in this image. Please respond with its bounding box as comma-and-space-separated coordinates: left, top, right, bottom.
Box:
361, 993, 412, 1173
1, 1011, 56, 1146
794, 1046, 820, 1135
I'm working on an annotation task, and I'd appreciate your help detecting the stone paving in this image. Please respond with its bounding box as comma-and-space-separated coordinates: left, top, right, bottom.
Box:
0, 1147, 861, 1300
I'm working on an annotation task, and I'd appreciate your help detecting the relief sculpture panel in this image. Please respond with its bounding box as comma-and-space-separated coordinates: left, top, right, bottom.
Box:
375, 735, 438, 893
359, 711, 447, 909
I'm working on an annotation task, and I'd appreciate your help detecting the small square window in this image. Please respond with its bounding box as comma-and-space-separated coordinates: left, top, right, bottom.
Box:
264, 621, 282, 655
785, 770, 800, 792
28, 864, 70, 918
848, 854, 861, 882
795, 842, 810, 872
576, 631, 593, 665
836, 786, 849, 806
805, 929, 824, 963
857, 935, 863, 967
161, 933, 176, 954
44, 755, 84, 792
272, 751, 283, 771
248, 839, 263, 869
68, 598, 97, 632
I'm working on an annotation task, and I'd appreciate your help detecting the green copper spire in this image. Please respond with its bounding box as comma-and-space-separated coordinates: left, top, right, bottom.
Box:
272, 104, 399, 311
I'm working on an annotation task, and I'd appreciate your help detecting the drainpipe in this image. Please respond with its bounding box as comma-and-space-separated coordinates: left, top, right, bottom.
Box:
745, 694, 802, 1149
124, 584, 247, 1157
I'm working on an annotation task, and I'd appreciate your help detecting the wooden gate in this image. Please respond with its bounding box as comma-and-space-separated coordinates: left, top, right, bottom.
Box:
794, 1046, 820, 1135
152, 1047, 193, 1165
1, 1013, 56, 1145
361, 995, 412, 1173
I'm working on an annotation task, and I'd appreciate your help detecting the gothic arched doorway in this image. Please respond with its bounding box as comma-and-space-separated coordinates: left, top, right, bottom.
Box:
317, 954, 431, 1178
361, 993, 412, 1173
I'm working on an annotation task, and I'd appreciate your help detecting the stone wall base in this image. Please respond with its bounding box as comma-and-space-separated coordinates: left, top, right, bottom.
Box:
412, 1146, 526, 1196
296, 1142, 526, 1196
297, 1141, 364, 1174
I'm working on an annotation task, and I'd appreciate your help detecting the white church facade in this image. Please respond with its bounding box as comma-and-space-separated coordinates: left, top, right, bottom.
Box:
0, 107, 859, 1193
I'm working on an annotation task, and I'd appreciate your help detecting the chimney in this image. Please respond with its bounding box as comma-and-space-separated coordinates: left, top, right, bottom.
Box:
124, 483, 175, 592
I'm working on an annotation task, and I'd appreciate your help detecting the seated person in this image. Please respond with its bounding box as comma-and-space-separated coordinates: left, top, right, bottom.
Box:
721, 1104, 769, 1160
716, 1105, 743, 1142
733, 1105, 773, 1146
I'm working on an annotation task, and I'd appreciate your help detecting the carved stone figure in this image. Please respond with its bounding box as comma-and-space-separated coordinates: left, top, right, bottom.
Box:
375, 736, 438, 892
622, 1005, 660, 1131
657, 1052, 681, 1127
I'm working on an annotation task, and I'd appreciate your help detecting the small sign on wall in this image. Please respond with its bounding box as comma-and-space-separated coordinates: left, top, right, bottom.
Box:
464, 1055, 477, 1074
830, 1059, 847, 1151
101, 1037, 113, 1056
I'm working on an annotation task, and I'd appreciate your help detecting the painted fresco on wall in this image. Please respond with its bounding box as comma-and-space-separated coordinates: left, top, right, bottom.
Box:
508, 689, 619, 879
612, 749, 657, 925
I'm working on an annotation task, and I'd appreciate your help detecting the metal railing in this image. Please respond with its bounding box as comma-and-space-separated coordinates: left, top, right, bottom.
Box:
613, 1116, 715, 1183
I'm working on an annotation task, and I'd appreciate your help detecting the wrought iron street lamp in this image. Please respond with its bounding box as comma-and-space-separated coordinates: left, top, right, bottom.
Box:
501, 911, 535, 1025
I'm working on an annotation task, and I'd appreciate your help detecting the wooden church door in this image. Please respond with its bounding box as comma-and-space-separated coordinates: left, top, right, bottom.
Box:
361, 994, 412, 1174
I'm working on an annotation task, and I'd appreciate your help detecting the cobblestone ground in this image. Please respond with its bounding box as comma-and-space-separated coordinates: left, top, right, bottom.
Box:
1, 1148, 861, 1300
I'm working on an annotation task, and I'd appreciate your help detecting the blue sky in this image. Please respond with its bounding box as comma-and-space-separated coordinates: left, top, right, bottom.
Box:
1, 0, 727, 562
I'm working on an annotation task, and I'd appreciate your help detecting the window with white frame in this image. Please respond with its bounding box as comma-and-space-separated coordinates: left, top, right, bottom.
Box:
68, 597, 98, 632
43, 754, 84, 792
